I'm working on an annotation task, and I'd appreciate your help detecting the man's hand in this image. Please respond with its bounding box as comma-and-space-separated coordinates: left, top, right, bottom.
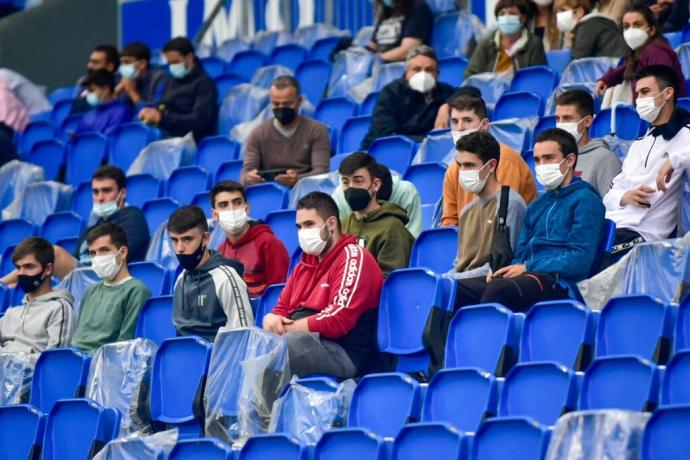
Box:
262, 313, 293, 335
620, 185, 655, 208
594, 80, 607, 98
138, 107, 161, 125
245, 169, 265, 186
656, 159, 674, 192
434, 103, 450, 130
486, 269, 493, 284
116, 79, 141, 103
275, 169, 299, 187
492, 264, 527, 279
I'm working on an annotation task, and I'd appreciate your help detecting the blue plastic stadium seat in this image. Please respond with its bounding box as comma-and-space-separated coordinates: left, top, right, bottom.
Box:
546, 49, 572, 75
489, 120, 531, 153
48, 85, 78, 105
40, 211, 83, 243
309, 36, 343, 61
71, 180, 93, 220
245, 182, 289, 220
228, 50, 267, 82
28, 139, 65, 181
438, 56, 468, 87
200, 56, 227, 79
510, 66, 560, 102
0, 405, 45, 460
519, 300, 596, 371
66, 132, 108, 187
403, 162, 446, 205
265, 209, 298, 256
169, 438, 233, 460
255, 283, 285, 327
128, 261, 168, 296
560, 57, 619, 86
31, 347, 91, 414
431, 11, 460, 58
20, 181, 72, 227
348, 372, 423, 437
110, 122, 160, 171
150, 336, 212, 435
126, 173, 162, 209
217, 83, 269, 135
314, 97, 358, 149
216, 36, 251, 62
372, 62, 407, 92
250, 64, 294, 90
215, 73, 246, 102
532, 115, 556, 146
196, 136, 240, 178
215, 160, 244, 183
445, 303, 521, 377
313, 428, 386, 460
676, 294, 690, 352
596, 295, 674, 364
19, 119, 54, 156
165, 166, 211, 206
580, 356, 660, 411
472, 417, 550, 460
391, 423, 464, 460
661, 350, 690, 405
422, 367, 498, 433
135, 295, 177, 346
142, 197, 181, 234
368, 135, 418, 175
51, 99, 73, 128
591, 218, 616, 277
295, 59, 331, 106
0, 218, 36, 253
269, 44, 309, 70
642, 405, 690, 460
239, 434, 306, 460
590, 105, 646, 140
191, 191, 211, 217
42, 398, 120, 460
408, 227, 458, 274
359, 91, 379, 116
339, 115, 371, 153
677, 97, 690, 112
493, 91, 544, 121
421, 203, 435, 230
59, 114, 82, 142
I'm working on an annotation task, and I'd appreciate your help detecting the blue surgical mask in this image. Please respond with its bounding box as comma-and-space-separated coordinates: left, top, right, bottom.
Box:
169, 62, 189, 79
382, 0, 395, 6
93, 200, 119, 218
497, 15, 522, 35
118, 63, 139, 80
86, 91, 102, 107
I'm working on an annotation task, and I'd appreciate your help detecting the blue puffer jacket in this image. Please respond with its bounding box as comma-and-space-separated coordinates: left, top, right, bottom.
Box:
512, 177, 605, 290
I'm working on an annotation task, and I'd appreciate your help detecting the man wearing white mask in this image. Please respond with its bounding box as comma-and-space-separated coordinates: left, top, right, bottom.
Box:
453, 128, 605, 312
555, 89, 621, 197
71, 223, 151, 355
211, 180, 289, 298
361, 45, 457, 149
263, 192, 384, 378
605, 65, 690, 260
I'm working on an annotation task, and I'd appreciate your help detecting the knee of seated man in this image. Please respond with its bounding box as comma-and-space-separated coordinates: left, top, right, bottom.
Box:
480, 277, 515, 304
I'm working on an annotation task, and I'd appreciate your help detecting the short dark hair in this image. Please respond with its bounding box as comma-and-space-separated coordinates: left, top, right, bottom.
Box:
210, 180, 246, 208
297, 192, 341, 229
82, 69, 116, 91
448, 95, 489, 121
494, 0, 529, 17
456, 131, 501, 165
375, 164, 393, 201
120, 42, 151, 62
535, 128, 579, 160
271, 75, 301, 97
92, 165, 126, 190
12, 237, 54, 268
167, 205, 209, 234
85, 222, 128, 248
339, 152, 378, 180
556, 89, 595, 118
163, 36, 195, 56
635, 64, 680, 103
93, 44, 120, 69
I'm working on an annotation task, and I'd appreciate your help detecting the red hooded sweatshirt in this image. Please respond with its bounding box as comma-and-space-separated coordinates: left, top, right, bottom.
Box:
273, 234, 384, 371
218, 222, 289, 298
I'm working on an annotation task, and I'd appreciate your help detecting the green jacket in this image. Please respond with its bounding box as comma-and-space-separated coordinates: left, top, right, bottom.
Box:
465, 29, 547, 78
571, 14, 626, 60
342, 201, 416, 277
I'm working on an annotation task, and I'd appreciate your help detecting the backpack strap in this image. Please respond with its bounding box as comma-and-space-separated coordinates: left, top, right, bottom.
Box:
497, 185, 510, 227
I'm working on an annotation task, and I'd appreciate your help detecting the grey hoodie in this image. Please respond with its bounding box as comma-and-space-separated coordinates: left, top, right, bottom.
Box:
576, 138, 622, 198
0, 290, 76, 354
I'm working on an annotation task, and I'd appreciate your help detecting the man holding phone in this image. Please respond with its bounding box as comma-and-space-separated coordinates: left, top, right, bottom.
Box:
241, 76, 330, 188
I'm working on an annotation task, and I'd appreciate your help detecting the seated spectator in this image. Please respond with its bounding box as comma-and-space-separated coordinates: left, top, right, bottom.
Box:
454, 128, 605, 312
339, 153, 415, 276
452, 131, 527, 275
211, 180, 290, 297
368, 0, 434, 62
0, 238, 75, 353
241, 76, 330, 188
528, 0, 561, 51
605, 65, 690, 259
595, 4, 685, 101
169, 206, 253, 342
555, 0, 626, 59
333, 163, 423, 237
0, 79, 28, 167
116, 41, 167, 107
71, 223, 151, 354
263, 192, 384, 378
465, 0, 546, 78
362, 45, 457, 148
71, 44, 120, 115
556, 90, 621, 196
75, 70, 134, 136
441, 94, 537, 226
138, 37, 217, 143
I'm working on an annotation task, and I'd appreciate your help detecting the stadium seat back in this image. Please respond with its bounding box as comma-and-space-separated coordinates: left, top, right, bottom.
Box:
166, 166, 211, 206
661, 350, 690, 405
48, 85, 78, 105
676, 294, 690, 351
136, 295, 176, 346
510, 66, 559, 101
142, 198, 181, 235
217, 83, 269, 135
191, 191, 211, 217
472, 417, 550, 460
126, 173, 162, 209
66, 132, 108, 187
71, 180, 93, 221
677, 97, 690, 112
111, 123, 160, 171
20, 181, 72, 227
339, 115, 371, 154
546, 49, 572, 74
128, 261, 168, 296
359, 91, 379, 116
532, 115, 556, 146
403, 162, 446, 205
245, 182, 289, 220
216, 36, 251, 61
641, 405, 690, 460
215, 73, 246, 101
255, 283, 286, 328
560, 57, 619, 86
250, 64, 294, 89
51, 99, 73, 128
0, 405, 45, 460
295, 59, 331, 106
372, 62, 407, 92
431, 12, 460, 58
314, 97, 358, 142
269, 44, 309, 70
19, 120, 54, 156
29, 139, 65, 181
368, 135, 418, 175
200, 56, 226, 79
590, 218, 616, 277
197, 136, 240, 177
59, 114, 82, 142
438, 56, 468, 86
170, 438, 233, 460
391, 423, 464, 460
215, 160, 244, 183
421, 203, 435, 230
0, 218, 36, 253
265, 209, 298, 256
408, 227, 458, 274
494, 91, 544, 121
228, 50, 267, 81
590, 105, 646, 140
239, 434, 305, 460
41, 211, 83, 243
309, 36, 343, 61
314, 428, 386, 460
31, 348, 91, 414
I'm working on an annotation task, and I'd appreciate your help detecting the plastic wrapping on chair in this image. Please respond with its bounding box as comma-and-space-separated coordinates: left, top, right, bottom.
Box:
678, 44, 690, 78
230, 99, 315, 145
250, 65, 294, 89
215, 37, 251, 62
545, 410, 650, 460
602, 135, 634, 162
289, 171, 340, 208
208, 220, 227, 254
20, 181, 72, 226
127, 133, 196, 181
560, 57, 619, 86
453, 12, 488, 57
679, 172, 690, 236
545, 84, 596, 116
218, 84, 270, 136
55, 267, 99, 315
294, 23, 347, 49
252, 31, 292, 56
489, 118, 537, 153
92, 428, 179, 460
372, 62, 407, 92
204, 327, 291, 444
578, 234, 690, 310
145, 223, 178, 273
463, 73, 510, 109
0, 352, 36, 405
412, 130, 455, 166
428, 0, 460, 13
353, 26, 374, 48
327, 47, 376, 99
268, 377, 356, 444
0, 160, 44, 220
86, 338, 158, 437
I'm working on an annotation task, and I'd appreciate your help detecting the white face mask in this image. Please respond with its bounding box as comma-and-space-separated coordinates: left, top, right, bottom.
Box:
298, 222, 330, 256
532, 0, 553, 6
623, 27, 649, 51
409, 71, 436, 93
458, 161, 491, 194
556, 118, 586, 143
556, 10, 577, 33
451, 127, 480, 145
535, 157, 571, 190
93, 200, 119, 219
217, 207, 248, 235
91, 249, 123, 281
636, 90, 667, 123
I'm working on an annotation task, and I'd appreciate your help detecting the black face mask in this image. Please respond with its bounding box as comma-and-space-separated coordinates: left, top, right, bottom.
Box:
273, 107, 297, 125
17, 271, 46, 294
176, 241, 206, 271
345, 187, 373, 212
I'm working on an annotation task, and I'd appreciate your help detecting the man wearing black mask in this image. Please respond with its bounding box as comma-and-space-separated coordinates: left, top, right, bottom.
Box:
340, 152, 415, 277
241, 75, 330, 188
167, 206, 254, 342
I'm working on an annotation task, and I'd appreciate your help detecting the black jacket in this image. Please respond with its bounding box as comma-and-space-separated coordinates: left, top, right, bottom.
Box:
362, 77, 457, 148
75, 206, 150, 263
